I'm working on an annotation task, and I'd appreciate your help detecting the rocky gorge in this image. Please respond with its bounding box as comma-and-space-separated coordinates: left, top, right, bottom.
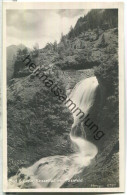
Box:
7, 9, 119, 188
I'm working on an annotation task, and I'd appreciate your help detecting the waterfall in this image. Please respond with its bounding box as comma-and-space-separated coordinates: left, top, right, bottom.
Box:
69, 76, 99, 127
8, 76, 99, 189
69, 76, 98, 158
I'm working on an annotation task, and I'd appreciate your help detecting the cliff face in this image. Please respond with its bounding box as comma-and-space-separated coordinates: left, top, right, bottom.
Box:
7, 9, 119, 187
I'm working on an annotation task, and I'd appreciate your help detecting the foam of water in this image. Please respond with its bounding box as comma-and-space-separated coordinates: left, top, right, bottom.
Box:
8, 76, 99, 189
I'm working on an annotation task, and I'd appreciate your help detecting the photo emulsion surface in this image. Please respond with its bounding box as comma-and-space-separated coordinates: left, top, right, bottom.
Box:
3, 3, 125, 192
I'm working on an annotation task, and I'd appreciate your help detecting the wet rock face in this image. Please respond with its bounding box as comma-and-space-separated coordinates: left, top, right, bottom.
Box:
62, 69, 94, 90
82, 85, 101, 143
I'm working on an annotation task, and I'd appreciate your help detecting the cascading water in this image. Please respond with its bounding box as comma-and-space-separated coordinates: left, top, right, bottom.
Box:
8, 76, 99, 189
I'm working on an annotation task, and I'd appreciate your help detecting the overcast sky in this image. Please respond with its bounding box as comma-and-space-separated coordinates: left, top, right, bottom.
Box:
6, 9, 89, 49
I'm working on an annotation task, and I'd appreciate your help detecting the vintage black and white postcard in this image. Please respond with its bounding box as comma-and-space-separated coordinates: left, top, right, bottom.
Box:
3, 2, 125, 193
